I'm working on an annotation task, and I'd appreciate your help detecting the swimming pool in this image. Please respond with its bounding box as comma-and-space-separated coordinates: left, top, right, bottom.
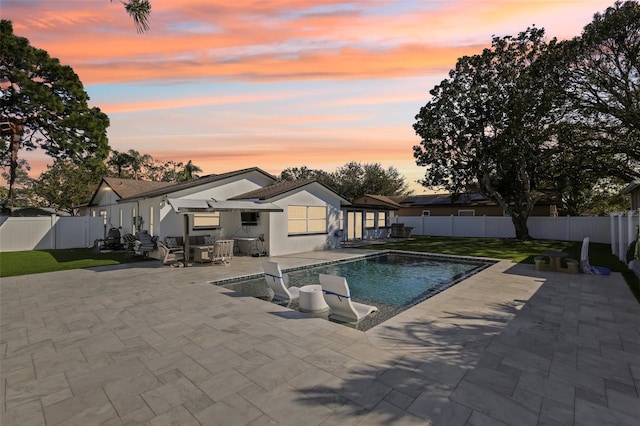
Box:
217, 251, 494, 330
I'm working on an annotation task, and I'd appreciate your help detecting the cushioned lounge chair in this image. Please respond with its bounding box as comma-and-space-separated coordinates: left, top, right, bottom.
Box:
262, 261, 300, 301
157, 240, 185, 266
319, 274, 378, 323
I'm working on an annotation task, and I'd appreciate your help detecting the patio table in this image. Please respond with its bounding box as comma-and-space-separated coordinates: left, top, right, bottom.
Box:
298, 285, 330, 313
542, 251, 568, 271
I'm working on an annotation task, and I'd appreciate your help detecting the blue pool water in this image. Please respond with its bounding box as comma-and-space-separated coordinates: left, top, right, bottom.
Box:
217, 251, 493, 330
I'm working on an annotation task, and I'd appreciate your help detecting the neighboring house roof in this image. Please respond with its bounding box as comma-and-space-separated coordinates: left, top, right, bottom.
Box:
10, 207, 71, 217
400, 193, 491, 207
88, 167, 276, 206
230, 178, 351, 205
621, 180, 640, 195
399, 192, 558, 207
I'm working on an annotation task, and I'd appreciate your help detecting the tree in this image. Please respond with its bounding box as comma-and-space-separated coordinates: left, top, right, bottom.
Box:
106, 150, 132, 178
180, 160, 202, 181
106, 149, 202, 182
331, 162, 413, 201
279, 162, 413, 201
0, 20, 110, 210
413, 28, 559, 240
106, 149, 150, 179
126, 149, 152, 180
559, 0, 640, 183
113, 0, 151, 33
32, 159, 102, 215
1, 160, 36, 208
278, 166, 333, 185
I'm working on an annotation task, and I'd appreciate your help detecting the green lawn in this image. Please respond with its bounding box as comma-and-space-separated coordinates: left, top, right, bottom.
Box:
0, 248, 152, 278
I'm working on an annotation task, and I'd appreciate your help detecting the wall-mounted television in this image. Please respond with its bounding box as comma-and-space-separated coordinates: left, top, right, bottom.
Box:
241, 211, 259, 226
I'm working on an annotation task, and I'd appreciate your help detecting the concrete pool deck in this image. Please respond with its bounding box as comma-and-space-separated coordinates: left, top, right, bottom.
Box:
1, 249, 639, 425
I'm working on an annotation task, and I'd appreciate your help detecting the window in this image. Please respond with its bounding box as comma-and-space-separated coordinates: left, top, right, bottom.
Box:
458, 210, 475, 216
377, 211, 387, 228
119, 209, 123, 227
288, 205, 327, 235
365, 212, 376, 228
99, 210, 107, 225
422, 210, 431, 216
240, 212, 259, 226
339, 210, 344, 230
193, 212, 220, 229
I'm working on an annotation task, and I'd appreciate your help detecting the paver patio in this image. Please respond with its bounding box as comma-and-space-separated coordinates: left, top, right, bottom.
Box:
1, 249, 639, 425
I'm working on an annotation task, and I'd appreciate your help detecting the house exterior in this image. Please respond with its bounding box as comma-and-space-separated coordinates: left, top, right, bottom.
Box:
87, 167, 356, 257
349, 195, 400, 240
394, 193, 558, 217
622, 180, 640, 210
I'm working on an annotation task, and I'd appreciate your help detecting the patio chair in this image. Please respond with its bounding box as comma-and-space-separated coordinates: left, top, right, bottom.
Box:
262, 261, 300, 301
580, 237, 611, 275
123, 233, 155, 259
157, 240, 185, 266
319, 274, 378, 323
209, 239, 234, 265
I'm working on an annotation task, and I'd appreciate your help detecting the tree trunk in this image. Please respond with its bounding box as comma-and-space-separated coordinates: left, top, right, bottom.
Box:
511, 212, 532, 240
7, 123, 23, 210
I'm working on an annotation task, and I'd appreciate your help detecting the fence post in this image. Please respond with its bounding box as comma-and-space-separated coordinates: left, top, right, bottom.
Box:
51, 214, 57, 249
610, 213, 618, 257
617, 214, 624, 261
449, 215, 454, 237
626, 211, 636, 262
482, 215, 487, 237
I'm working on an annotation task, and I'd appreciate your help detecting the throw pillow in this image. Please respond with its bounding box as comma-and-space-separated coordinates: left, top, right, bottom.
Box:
165, 237, 178, 248
204, 235, 215, 245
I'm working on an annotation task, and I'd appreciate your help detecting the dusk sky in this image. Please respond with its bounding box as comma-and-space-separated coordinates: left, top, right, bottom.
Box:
3, 0, 615, 193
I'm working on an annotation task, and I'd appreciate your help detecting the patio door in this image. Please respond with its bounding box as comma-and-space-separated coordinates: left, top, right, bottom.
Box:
347, 211, 362, 240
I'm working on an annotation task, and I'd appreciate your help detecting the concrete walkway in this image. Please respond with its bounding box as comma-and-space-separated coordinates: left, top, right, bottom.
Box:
1, 250, 639, 425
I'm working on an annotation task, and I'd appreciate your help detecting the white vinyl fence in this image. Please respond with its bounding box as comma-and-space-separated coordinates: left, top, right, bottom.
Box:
610, 211, 640, 262
398, 211, 639, 261
0, 215, 105, 252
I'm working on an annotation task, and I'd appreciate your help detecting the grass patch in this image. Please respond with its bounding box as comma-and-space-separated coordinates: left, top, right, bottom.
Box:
0, 248, 151, 277
360, 236, 639, 302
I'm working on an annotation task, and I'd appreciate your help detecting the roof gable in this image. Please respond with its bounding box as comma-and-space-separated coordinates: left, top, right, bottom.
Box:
120, 167, 276, 201
88, 167, 277, 206
88, 178, 173, 206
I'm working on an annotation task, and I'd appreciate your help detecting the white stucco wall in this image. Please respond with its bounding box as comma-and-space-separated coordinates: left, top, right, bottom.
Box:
87, 172, 349, 257
267, 184, 343, 257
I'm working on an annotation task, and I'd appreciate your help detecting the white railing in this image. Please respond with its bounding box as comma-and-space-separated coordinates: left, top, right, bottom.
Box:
0, 215, 105, 252
397, 214, 638, 251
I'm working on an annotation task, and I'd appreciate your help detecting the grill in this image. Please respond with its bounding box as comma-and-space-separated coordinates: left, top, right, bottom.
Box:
104, 227, 124, 250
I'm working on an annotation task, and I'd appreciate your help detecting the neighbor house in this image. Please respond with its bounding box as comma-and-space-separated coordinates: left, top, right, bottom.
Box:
622, 180, 640, 210
86, 167, 372, 257
395, 193, 558, 217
